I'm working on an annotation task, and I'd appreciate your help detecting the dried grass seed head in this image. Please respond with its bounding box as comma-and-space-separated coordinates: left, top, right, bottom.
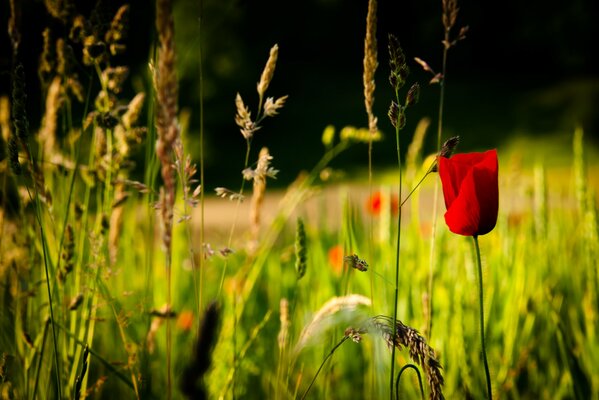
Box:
39, 28, 55, 85
122, 92, 145, 129
344, 254, 369, 272
105, 5, 129, 45
11, 63, 29, 142
257, 44, 279, 98
8, 136, 21, 175
263, 95, 288, 117
363, 0, 378, 135
431, 136, 460, 172
295, 218, 307, 279
405, 83, 420, 107
442, 0, 459, 33
388, 101, 405, 130
363, 316, 445, 400
235, 93, 259, 139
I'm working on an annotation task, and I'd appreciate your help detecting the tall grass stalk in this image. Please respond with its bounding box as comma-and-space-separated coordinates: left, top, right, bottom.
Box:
387, 34, 419, 398
427, 1, 451, 339
363, 0, 379, 313
390, 113, 403, 398
198, 0, 206, 315
422, 0, 467, 339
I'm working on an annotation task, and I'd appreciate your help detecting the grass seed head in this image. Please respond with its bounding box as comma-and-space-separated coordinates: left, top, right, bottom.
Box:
257, 44, 279, 99
363, 0, 378, 136
388, 34, 409, 92
295, 217, 307, 280
11, 63, 29, 142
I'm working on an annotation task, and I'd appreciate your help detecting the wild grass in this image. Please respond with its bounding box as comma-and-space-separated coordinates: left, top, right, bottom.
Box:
0, 1, 598, 400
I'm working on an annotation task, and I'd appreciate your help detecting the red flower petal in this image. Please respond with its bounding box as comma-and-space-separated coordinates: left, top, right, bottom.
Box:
439, 149, 498, 236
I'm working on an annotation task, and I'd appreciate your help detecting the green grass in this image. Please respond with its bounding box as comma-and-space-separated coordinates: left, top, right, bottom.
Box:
2, 130, 597, 399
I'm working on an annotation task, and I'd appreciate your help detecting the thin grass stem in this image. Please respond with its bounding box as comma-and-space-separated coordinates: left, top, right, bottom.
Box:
390, 89, 403, 399
427, 19, 450, 340
300, 336, 349, 400
31, 318, 50, 400
198, 0, 206, 315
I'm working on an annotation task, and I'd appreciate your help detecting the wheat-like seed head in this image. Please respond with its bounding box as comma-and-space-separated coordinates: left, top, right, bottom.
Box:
355, 316, 445, 400
257, 44, 279, 99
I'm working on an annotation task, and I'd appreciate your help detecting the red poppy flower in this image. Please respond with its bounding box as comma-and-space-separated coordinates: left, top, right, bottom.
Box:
439, 149, 498, 236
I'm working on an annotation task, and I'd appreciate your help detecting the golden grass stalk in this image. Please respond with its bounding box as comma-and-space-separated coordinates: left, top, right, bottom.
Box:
154, 1, 179, 398
278, 298, 290, 351
363, 0, 379, 136
249, 147, 276, 246
108, 183, 126, 264
154, 0, 179, 254
0, 96, 10, 142
39, 76, 62, 159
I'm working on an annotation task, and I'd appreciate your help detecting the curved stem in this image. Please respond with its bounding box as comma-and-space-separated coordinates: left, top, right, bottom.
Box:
473, 235, 492, 399
395, 364, 424, 400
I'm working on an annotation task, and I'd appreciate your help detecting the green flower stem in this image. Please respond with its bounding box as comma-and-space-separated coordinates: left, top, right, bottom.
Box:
473, 235, 492, 399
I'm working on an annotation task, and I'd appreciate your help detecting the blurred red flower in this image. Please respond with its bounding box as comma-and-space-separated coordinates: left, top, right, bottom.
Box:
439, 149, 498, 236
328, 244, 344, 276
366, 191, 399, 216
177, 310, 194, 331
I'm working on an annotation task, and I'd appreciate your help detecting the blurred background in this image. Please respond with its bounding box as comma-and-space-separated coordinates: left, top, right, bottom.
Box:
1, 0, 598, 188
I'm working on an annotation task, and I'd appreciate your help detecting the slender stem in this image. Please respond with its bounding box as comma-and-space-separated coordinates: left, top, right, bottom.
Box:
198, 0, 205, 315
390, 92, 403, 399
32, 318, 50, 400
301, 337, 349, 400
400, 169, 433, 208
217, 139, 252, 297
166, 253, 172, 400
427, 32, 450, 339
473, 235, 492, 399
24, 142, 62, 398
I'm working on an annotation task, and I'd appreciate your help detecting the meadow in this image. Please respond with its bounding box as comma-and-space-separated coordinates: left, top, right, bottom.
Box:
1, 0, 598, 399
